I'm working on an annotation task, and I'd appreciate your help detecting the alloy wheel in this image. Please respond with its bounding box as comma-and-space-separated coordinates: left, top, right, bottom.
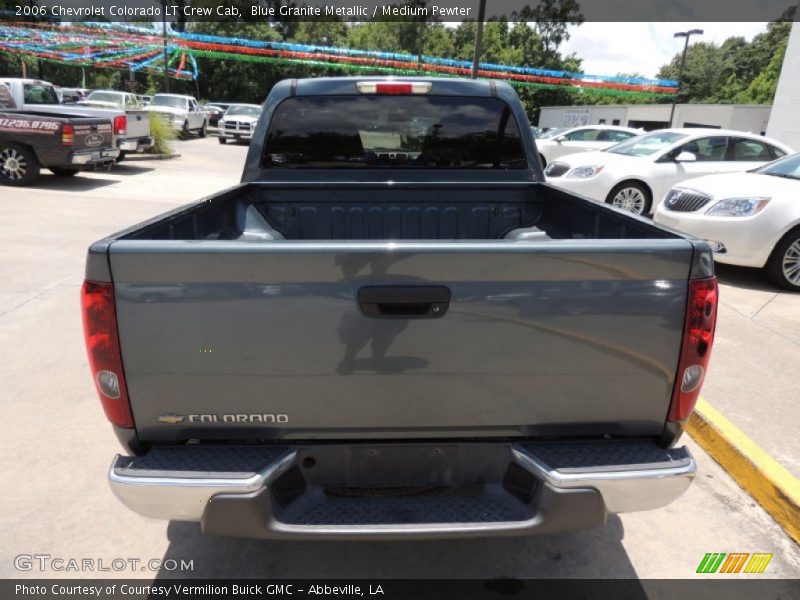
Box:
782, 239, 800, 286
1, 148, 27, 181
612, 187, 646, 214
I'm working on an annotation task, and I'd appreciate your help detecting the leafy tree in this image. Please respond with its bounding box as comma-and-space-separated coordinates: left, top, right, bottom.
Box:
657, 20, 792, 105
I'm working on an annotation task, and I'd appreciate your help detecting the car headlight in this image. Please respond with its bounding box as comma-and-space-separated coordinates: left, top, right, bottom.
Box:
705, 197, 770, 217
566, 165, 604, 179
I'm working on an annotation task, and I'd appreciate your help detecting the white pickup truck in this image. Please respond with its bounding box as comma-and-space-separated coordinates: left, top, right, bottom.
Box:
0, 79, 152, 160
146, 93, 208, 138
78, 90, 154, 158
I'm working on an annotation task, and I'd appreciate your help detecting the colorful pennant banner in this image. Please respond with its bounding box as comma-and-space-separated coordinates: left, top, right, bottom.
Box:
0, 22, 678, 98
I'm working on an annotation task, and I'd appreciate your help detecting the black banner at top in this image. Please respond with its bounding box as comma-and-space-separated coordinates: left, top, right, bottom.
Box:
3, 579, 800, 600
2, 0, 798, 23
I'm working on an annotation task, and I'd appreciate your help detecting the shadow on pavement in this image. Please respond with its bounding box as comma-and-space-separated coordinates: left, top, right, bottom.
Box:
31, 173, 118, 192
154, 515, 640, 579
715, 263, 777, 293
109, 164, 156, 176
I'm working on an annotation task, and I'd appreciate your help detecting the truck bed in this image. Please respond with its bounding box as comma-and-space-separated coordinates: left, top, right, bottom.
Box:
92, 180, 694, 445
120, 181, 674, 242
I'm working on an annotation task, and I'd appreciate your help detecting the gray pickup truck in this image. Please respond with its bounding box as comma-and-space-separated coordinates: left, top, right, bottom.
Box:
83, 78, 717, 539
1, 110, 119, 185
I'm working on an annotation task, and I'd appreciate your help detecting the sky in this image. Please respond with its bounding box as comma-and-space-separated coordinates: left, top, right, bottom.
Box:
560, 22, 770, 79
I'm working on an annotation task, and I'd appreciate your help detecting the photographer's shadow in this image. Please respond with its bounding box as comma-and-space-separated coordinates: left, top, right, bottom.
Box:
153, 515, 641, 581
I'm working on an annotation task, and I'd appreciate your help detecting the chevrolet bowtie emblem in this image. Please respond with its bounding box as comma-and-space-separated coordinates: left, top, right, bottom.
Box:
158, 414, 185, 424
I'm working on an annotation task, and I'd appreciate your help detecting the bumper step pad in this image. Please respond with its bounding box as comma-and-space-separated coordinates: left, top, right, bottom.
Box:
109, 440, 695, 539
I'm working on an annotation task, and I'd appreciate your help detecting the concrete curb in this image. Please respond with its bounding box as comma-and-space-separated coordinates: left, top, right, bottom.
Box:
122, 152, 181, 162
687, 397, 800, 544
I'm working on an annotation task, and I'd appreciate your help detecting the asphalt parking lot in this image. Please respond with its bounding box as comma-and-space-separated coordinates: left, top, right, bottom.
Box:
0, 136, 798, 581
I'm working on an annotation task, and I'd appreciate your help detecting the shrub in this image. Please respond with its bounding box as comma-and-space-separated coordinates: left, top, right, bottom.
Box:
147, 111, 176, 154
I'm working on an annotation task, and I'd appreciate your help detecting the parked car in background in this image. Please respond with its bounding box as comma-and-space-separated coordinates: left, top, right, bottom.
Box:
544, 129, 792, 215
0, 79, 149, 160
203, 104, 226, 127
218, 103, 261, 144
55, 87, 89, 104
536, 125, 641, 168
81, 90, 142, 110
655, 153, 800, 291
146, 93, 208, 138
79, 90, 153, 158
0, 109, 118, 186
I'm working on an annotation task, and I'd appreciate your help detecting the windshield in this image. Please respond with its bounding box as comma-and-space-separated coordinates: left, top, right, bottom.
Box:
607, 131, 688, 157
226, 105, 261, 117
263, 95, 527, 169
754, 153, 800, 180
85, 92, 123, 107
151, 96, 186, 109
539, 127, 567, 139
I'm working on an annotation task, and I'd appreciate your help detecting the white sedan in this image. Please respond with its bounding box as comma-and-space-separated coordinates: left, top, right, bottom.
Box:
544, 129, 792, 215
654, 153, 800, 291
535, 125, 640, 168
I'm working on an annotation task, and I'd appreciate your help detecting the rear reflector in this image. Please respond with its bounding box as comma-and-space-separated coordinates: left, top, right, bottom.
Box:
357, 81, 432, 95
81, 280, 134, 428
668, 277, 718, 422
113, 115, 127, 136
61, 124, 74, 146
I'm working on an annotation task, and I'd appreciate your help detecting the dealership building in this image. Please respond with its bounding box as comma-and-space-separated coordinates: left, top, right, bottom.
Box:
536, 103, 773, 134
538, 23, 800, 148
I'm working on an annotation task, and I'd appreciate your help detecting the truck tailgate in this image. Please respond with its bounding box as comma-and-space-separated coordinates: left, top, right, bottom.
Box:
107, 240, 693, 442
71, 118, 113, 150
125, 110, 150, 138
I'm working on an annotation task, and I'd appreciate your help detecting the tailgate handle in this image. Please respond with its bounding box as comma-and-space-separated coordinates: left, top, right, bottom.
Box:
358, 286, 451, 319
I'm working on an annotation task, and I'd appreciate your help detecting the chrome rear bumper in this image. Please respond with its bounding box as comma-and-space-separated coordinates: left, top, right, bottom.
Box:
109, 441, 695, 538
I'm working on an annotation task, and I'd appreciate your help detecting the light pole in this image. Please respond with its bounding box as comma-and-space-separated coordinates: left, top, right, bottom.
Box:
161, 0, 170, 93
669, 29, 703, 127
471, 0, 486, 79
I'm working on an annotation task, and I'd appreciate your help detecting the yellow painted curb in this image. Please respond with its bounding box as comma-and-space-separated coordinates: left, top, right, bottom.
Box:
687, 397, 800, 544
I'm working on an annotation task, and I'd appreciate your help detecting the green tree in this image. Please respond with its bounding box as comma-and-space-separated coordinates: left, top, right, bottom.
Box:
656, 20, 792, 105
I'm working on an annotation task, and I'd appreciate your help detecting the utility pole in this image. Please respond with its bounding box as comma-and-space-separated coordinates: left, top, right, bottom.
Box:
669, 29, 703, 127
471, 0, 486, 79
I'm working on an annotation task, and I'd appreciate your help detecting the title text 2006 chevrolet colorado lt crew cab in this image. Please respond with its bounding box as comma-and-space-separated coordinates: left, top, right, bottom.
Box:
83, 78, 717, 539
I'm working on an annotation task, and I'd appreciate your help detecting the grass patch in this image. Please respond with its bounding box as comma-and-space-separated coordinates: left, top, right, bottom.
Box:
147, 112, 176, 154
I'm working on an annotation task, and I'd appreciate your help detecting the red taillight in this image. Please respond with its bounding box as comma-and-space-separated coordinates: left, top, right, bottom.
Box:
376, 83, 413, 95
113, 115, 127, 136
669, 277, 718, 422
81, 280, 134, 428
61, 124, 74, 146
357, 81, 432, 95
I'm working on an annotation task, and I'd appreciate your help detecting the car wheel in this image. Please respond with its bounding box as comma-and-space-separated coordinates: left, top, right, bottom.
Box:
0, 143, 40, 186
198, 121, 207, 138
766, 228, 800, 291
606, 182, 651, 215
218, 137, 227, 145
49, 167, 80, 177
116, 151, 127, 163
181, 121, 190, 139
538, 154, 547, 168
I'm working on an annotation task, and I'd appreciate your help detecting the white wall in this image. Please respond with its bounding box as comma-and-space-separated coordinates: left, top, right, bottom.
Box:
537, 106, 628, 128
767, 22, 800, 151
